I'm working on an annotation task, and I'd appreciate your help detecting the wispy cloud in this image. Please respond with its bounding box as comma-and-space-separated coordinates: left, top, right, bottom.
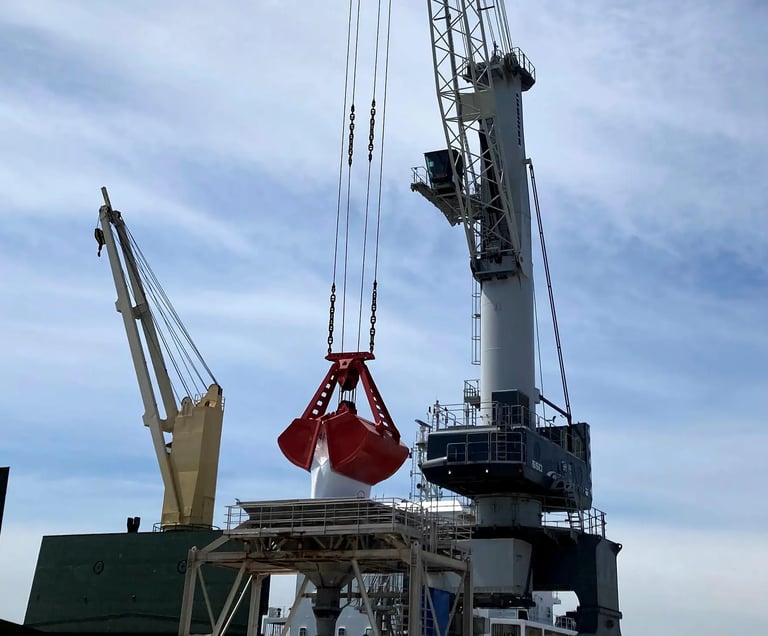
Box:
0, 2, 765, 634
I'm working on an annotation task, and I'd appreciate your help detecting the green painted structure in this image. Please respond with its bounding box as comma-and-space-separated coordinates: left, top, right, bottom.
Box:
24, 529, 269, 635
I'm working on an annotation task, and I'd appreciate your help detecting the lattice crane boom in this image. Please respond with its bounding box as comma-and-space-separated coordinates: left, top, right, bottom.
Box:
427, 0, 525, 261
420, 0, 538, 407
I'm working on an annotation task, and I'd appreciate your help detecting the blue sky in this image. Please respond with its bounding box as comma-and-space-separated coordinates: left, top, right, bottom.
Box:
1, 1, 767, 634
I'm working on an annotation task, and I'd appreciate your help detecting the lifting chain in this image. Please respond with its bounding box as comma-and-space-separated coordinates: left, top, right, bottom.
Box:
327, 283, 337, 355
368, 279, 378, 353
367, 99, 376, 162
347, 104, 356, 166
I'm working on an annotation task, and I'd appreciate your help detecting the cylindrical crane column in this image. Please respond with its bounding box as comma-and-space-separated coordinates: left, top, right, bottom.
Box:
479, 65, 536, 421
479, 271, 534, 409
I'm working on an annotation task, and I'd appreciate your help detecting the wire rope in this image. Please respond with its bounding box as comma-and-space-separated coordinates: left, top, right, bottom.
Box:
327, 0, 357, 354
128, 234, 207, 393
355, 0, 385, 350
368, 0, 393, 354
140, 269, 203, 397
112, 226, 188, 403
340, 0, 363, 351
533, 285, 547, 422
127, 229, 216, 384
127, 242, 196, 400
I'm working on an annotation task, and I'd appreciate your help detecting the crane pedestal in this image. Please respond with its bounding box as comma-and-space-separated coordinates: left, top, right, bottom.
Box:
504, 527, 622, 636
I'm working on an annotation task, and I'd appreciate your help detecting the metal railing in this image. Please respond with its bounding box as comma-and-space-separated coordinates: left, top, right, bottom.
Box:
227, 497, 427, 533
224, 497, 475, 550
426, 498, 606, 539
225, 495, 606, 545
507, 47, 536, 82
429, 399, 555, 431
463, 379, 480, 403
542, 506, 607, 538
152, 522, 219, 533
411, 166, 428, 185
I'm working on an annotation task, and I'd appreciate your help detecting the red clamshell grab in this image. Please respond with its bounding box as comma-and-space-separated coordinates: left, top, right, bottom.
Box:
277, 353, 409, 486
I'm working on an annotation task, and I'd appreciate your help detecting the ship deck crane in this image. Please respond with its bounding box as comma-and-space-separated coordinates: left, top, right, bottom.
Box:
413, 2, 622, 635
96, 187, 224, 529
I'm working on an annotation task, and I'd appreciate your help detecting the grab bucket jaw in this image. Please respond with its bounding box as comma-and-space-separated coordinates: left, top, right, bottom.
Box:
324, 407, 409, 485
278, 417, 321, 470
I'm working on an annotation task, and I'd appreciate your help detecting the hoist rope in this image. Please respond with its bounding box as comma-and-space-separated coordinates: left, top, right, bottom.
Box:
328, 0, 357, 355
109, 219, 218, 403
127, 229, 216, 389
493, 3, 507, 54
126, 246, 192, 400
486, 9, 498, 52
329, 0, 392, 356
111, 227, 189, 403
368, 0, 393, 353
355, 0, 385, 351
332, 0, 355, 285
498, 1, 512, 52
339, 0, 363, 352
141, 276, 201, 399
127, 229, 216, 384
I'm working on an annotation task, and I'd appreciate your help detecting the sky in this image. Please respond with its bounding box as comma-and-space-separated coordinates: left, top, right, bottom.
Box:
0, 1, 766, 634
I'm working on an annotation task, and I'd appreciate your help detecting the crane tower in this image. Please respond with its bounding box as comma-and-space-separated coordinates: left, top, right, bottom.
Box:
412, 3, 623, 635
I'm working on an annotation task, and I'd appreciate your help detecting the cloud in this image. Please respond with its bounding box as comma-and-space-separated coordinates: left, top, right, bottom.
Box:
0, 1, 766, 634
615, 521, 768, 633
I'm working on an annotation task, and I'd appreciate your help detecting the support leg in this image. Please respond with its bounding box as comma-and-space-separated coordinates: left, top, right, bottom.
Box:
247, 575, 265, 636
178, 548, 199, 636
408, 544, 422, 636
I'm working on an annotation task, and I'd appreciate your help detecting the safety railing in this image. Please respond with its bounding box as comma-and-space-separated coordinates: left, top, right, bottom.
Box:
508, 47, 536, 83
152, 522, 219, 533
463, 379, 480, 404
541, 507, 607, 538
227, 498, 425, 533
444, 429, 526, 465
429, 399, 552, 431
224, 497, 475, 552
225, 496, 606, 543
426, 498, 606, 539
411, 166, 428, 186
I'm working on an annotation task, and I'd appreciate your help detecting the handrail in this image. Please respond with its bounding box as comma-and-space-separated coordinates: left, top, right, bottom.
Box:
428, 399, 560, 431
225, 496, 606, 539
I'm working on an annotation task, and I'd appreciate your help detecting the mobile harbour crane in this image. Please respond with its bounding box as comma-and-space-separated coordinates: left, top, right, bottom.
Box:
411, 2, 623, 634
